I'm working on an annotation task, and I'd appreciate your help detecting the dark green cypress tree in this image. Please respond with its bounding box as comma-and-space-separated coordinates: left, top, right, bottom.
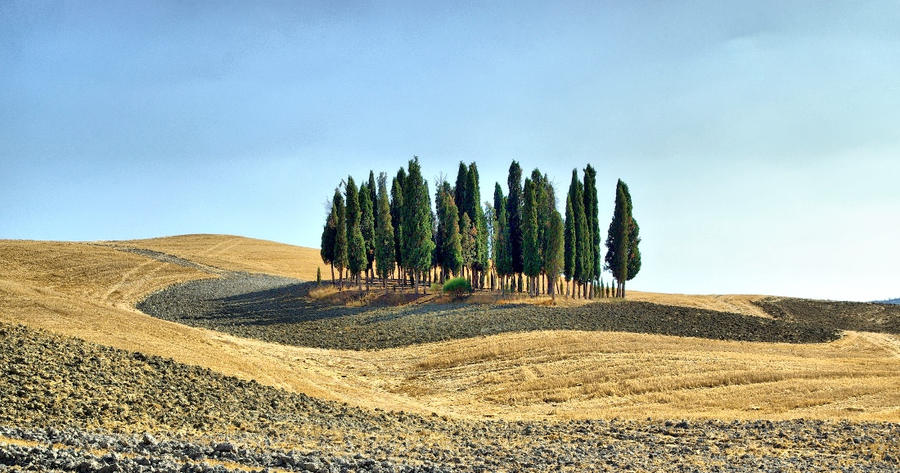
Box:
375, 173, 395, 288
495, 198, 512, 291
332, 189, 348, 290
345, 176, 359, 248
368, 171, 378, 235
390, 171, 405, 279
563, 195, 576, 297
460, 212, 475, 280
605, 180, 630, 297
573, 177, 588, 298
401, 157, 434, 294
439, 188, 463, 277
522, 178, 541, 296
359, 182, 375, 289
346, 178, 366, 291
320, 197, 337, 284
493, 183, 504, 222
454, 162, 468, 224
506, 161, 524, 276
545, 210, 565, 301
583, 165, 600, 296
468, 163, 488, 288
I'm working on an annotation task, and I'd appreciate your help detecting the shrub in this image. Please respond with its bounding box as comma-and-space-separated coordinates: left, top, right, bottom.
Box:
316, 267, 322, 285
443, 277, 472, 299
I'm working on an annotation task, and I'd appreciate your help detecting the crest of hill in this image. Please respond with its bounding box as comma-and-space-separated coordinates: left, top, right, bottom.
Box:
110, 234, 321, 281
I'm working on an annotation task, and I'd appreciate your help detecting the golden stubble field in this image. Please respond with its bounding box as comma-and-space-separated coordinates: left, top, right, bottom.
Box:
1, 234, 897, 423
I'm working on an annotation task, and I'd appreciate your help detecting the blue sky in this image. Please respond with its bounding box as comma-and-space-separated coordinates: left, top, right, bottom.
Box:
2, 1, 898, 300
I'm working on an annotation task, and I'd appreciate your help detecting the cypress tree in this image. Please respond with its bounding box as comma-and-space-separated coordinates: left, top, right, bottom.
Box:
401, 157, 434, 294
359, 182, 375, 290
346, 176, 360, 247
468, 163, 488, 288
320, 198, 337, 284
460, 212, 475, 281
506, 161, 524, 277
605, 180, 630, 297
390, 171, 405, 281
545, 210, 565, 301
572, 175, 588, 298
332, 189, 348, 290
495, 196, 512, 292
563, 195, 576, 298
368, 170, 378, 233
583, 165, 600, 297
439, 189, 463, 277
375, 173, 395, 288
522, 178, 541, 296
493, 183, 504, 223
454, 162, 468, 225
346, 177, 366, 291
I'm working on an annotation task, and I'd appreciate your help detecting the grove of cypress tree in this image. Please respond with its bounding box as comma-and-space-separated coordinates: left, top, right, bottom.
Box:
401, 157, 434, 294
375, 173, 395, 288
563, 195, 576, 297
506, 161, 524, 276
332, 189, 348, 290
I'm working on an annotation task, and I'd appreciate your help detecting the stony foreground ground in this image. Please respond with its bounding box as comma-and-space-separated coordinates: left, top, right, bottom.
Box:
2, 323, 898, 472
137, 274, 841, 350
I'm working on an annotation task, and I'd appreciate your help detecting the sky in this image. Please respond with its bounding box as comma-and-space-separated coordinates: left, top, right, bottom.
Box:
2, 1, 898, 301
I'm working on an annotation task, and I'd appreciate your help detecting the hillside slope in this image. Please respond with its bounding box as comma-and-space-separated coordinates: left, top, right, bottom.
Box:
104, 233, 322, 281
2, 235, 898, 422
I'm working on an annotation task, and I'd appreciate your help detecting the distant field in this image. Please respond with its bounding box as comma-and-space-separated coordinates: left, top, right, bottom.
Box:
105, 233, 323, 281
1, 235, 898, 423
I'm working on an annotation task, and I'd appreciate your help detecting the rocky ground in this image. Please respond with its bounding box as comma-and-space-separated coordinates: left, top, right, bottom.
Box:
2, 323, 898, 473
137, 274, 839, 350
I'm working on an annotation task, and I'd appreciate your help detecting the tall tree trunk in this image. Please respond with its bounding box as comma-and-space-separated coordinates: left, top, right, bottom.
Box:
330, 264, 335, 285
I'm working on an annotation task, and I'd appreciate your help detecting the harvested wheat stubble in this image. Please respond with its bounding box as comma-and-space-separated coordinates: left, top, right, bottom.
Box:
2, 323, 898, 473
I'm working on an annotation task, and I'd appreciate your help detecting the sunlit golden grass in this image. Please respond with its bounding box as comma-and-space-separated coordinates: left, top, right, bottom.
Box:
628, 291, 771, 318
105, 233, 322, 281
1, 236, 897, 423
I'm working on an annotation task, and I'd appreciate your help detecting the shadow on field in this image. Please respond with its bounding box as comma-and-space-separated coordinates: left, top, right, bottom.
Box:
209, 282, 464, 326
138, 274, 846, 349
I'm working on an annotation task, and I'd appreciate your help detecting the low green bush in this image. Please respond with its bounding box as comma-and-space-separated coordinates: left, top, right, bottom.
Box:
443, 277, 472, 299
